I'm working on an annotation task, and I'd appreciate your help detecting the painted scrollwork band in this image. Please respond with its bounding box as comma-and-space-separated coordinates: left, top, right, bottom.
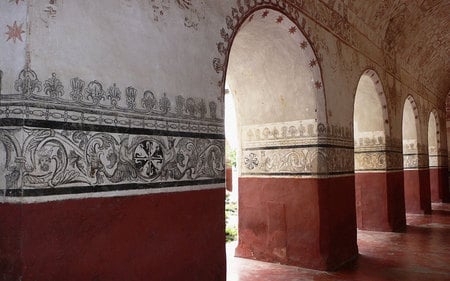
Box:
0, 126, 225, 197
241, 146, 354, 176
0, 68, 223, 135
354, 151, 403, 172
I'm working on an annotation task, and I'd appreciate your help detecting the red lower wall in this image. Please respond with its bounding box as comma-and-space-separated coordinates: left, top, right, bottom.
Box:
0, 188, 226, 281
430, 168, 448, 203
0, 204, 22, 281
404, 169, 431, 214
386, 171, 407, 231
235, 176, 358, 271
355, 171, 405, 232
226, 167, 233, 192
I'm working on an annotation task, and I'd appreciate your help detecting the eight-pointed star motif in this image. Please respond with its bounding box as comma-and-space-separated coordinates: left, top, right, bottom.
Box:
6, 21, 25, 43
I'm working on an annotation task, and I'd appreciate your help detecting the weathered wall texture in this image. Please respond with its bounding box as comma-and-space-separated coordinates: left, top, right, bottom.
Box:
0, 0, 448, 279
1, 0, 228, 280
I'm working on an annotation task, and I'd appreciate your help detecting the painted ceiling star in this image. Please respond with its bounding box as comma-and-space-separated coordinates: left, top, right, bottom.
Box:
314, 81, 323, 89
300, 41, 308, 49
262, 10, 269, 18
6, 21, 25, 43
309, 59, 317, 67
289, 26, 297, 34
276, 16, 284, 23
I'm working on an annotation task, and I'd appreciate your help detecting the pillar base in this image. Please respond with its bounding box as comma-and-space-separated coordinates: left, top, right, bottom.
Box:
404, 169, 432, 214
236, 176, 358, 271
355, 171, 406, 232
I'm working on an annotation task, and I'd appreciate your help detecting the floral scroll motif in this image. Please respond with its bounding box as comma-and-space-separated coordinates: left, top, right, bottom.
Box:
0, 128, 225, 191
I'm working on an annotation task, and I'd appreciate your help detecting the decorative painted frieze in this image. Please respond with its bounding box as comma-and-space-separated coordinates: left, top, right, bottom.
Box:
354, 150, 403, 172
241, 146, 354, 176
355, 152, 387, 171
241, 120, 353, 149
403, 153, 429, 169
429, 155, 438, 167
0, 68, 224, 136
1, 69, 222, 122
354, 130, 386, 149
403, 139, 418, 154
0, 125, 224, 198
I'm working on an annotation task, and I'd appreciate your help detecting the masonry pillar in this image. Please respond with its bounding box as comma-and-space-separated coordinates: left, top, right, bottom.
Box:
429, 148, 448, 203
235, 122, 358, 271
354, 138, 406, 231
0, 1, 227, 280
403, 146, 432, 214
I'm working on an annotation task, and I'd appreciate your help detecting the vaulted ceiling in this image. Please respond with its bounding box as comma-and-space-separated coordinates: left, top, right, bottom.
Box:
346, 0, 449, 99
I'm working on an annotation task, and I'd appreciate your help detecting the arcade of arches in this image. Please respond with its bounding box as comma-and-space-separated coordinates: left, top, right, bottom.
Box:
0, 1, 449, 280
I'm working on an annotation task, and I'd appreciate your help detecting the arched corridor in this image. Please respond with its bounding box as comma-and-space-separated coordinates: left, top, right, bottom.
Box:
354, 69, 406, 232
0, 1, 449, 280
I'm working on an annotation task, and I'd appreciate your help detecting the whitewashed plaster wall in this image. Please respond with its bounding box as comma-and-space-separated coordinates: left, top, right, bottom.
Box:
26, 0, 223, 106
1, 0, 445, 149
0, 1, 27, 93
0, 0, 447, 197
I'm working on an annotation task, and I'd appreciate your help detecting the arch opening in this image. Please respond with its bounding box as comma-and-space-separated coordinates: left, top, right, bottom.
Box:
428, 110, 442, 202
223, 8, 331, 269
353, 70, 395, 231
402, 96, 431, 214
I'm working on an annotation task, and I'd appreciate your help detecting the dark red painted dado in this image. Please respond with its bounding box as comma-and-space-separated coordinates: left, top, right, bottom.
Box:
404, 169, 432, 214
355, 171, 406, 232
235, 176, 358, 271
226, 167, 233, 192
0, 188, 226, 281
430, 167, 448, 203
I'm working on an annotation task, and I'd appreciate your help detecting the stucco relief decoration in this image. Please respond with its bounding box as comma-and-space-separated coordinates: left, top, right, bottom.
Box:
0, 128, 224, 195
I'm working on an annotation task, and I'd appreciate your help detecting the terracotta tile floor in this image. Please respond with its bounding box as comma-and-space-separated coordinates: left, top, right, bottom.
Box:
226, 203, 450, 281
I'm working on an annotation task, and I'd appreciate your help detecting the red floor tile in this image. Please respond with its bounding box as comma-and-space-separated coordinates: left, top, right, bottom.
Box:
227, 203, 450, 281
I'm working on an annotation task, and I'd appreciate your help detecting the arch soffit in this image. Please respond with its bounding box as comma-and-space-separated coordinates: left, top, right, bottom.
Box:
428, 109, 440, 149
354, 69, 390, 136
213, 1, 327, 124
402, 95, 420, 139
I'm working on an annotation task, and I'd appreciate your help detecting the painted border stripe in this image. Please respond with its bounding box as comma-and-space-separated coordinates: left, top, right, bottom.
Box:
0, 118, 225, 139
242, 171, 353, 176
1, 178, 225, 197
243, 144, 354, 150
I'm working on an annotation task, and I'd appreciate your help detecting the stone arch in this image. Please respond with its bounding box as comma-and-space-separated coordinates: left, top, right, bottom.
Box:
428, 109, 439, 159
402, 94, 431, 213
402, 95, 420, 156
353, 69, 404, 231
214, 0, 327, 124
428, 109, 444, 203
221, 3, 358, 270
353, 69, 389, 139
